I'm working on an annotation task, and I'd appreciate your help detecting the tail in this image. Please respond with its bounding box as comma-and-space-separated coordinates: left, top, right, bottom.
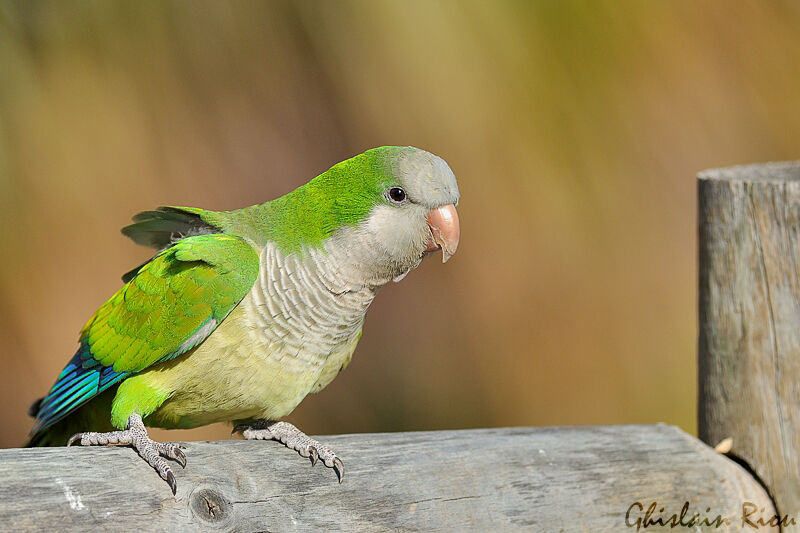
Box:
25, 389, 116, 447
24, 397, 49, 447
25, 423, 71, 448
25, 397, 73, 447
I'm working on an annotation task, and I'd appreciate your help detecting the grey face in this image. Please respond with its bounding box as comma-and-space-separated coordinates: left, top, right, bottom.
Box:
324, 146, 461, 289
390, 147, 460, 209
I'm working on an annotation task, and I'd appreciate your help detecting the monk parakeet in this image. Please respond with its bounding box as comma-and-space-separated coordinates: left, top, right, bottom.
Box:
26, 146, 460, 494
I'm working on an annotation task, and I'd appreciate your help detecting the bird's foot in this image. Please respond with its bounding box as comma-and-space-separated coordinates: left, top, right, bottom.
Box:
234, 420, 344, 482
67, 413, 186, 494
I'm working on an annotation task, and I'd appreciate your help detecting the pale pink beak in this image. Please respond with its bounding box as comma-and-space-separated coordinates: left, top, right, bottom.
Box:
426, 204, 460, 263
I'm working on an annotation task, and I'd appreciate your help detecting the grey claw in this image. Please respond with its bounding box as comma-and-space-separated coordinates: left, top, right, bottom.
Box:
241, 421, 344, 483
333, 457, 344, 483
61, 414, 182, 496
166, 470, 177, 495
174, 448, 187, 468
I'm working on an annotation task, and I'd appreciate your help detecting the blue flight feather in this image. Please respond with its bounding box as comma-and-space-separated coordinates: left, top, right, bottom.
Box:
32, 344, 129, 434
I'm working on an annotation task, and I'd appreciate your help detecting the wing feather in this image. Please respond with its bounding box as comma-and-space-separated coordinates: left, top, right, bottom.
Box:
31, 233, 259, 434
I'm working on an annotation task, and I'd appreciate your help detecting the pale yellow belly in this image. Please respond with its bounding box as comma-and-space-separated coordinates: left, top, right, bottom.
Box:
122, 295, 360, 429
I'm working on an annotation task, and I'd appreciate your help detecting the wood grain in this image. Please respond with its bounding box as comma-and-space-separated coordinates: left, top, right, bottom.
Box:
698, 161, 800, 520
0, 426, 775, 532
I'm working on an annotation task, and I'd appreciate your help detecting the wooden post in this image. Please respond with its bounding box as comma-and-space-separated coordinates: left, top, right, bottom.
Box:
699, 161, 800, 519
0, 426, 776, 531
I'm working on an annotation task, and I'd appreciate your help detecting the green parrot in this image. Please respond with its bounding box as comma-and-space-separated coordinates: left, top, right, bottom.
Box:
26, 146, 460, 494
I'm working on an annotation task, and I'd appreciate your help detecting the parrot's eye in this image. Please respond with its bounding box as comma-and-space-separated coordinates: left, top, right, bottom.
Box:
387, 187, 407, 204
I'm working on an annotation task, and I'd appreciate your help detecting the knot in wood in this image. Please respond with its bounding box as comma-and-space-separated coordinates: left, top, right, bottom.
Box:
190, 488, 232, 524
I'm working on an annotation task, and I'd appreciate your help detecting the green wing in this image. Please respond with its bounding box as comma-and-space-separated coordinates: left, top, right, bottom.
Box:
32, 233, 259, 433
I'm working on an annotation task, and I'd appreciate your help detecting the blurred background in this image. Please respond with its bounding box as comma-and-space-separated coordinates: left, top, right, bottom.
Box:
1, 1, 799, 448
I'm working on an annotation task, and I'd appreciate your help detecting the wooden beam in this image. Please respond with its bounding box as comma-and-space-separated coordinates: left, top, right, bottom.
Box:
699, 161, 800, 521
0, 426, 776, 531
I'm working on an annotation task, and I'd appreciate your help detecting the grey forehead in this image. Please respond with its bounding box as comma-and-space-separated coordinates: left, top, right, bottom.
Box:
392, 147, 460, 208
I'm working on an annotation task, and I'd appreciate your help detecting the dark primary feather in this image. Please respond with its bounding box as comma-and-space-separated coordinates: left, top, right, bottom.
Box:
27, 397, 43, 418
121, 207, 220, 250
122, 258, 153, 283
120, 207, 221, 281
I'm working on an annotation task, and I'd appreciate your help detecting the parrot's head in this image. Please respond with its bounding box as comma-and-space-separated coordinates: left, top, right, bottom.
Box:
361, 146, 460, 275
309, 146, 461, 287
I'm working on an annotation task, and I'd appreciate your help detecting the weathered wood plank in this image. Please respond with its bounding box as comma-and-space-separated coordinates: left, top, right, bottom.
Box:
698, 162, 800, 520
0, 426, 775, 532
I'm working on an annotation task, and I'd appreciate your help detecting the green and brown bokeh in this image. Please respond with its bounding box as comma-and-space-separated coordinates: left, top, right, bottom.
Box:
1, 1, 799, 447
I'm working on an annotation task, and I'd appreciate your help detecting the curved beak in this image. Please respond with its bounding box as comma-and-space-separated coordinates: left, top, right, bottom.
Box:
426, 204, 460, 263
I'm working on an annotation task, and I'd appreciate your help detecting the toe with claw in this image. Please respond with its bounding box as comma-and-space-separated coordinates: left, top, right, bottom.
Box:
235, 420, 345, 483
66, 413, 186, 495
